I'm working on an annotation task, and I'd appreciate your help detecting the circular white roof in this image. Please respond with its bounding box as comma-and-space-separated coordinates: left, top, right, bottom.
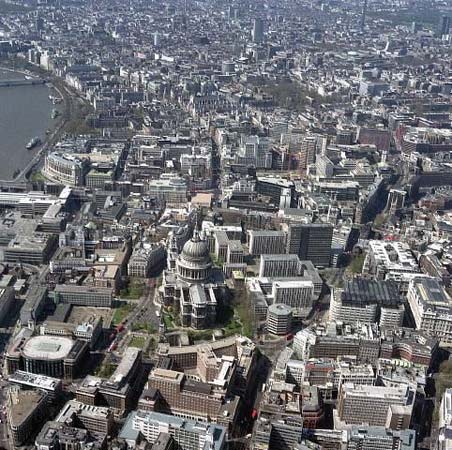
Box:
22, 335, 73, 361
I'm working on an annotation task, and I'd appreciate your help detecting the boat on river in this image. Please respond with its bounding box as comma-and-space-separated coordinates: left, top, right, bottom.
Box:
26, 137, 41, 150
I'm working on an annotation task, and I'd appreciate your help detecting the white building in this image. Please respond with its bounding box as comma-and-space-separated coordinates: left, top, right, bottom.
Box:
363, 241, 419, 281
407, 277, 452, 344
122, 410, 227, 450
44, 152, 88, 186
236, 135, 272, 169
147, 175, 188, 204
439, 389, 452, 450
271, 279, 314, 316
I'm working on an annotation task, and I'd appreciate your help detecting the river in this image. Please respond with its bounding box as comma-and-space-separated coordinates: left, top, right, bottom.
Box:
0, 69, 54, 180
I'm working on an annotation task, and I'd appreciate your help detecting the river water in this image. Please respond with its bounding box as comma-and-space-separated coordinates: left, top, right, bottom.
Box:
0, 69, 54, 180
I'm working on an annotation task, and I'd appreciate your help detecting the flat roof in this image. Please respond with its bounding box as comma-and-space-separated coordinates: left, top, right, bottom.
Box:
22, 335, 74, 360
109, 347, 140, 384
342, 278, 401, 307
268, 303, 292, 316
9, 390, 47, 427
9, 370, 61, 391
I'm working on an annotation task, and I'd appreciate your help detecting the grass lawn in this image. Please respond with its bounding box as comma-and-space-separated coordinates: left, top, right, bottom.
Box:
129, 335, 147, 348
187, 329, 213, 341
94, 362, 116, 378
235, 303, 254, 338
223, 319, 242, 337
348, 253, 366, 274
162, 313, 174, 330
30, 171, 48, 182
112, 303, 134, 325
132, 323, 156, 334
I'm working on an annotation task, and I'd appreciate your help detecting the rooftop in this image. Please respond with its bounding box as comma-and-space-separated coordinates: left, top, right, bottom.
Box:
22, 335, 74, 361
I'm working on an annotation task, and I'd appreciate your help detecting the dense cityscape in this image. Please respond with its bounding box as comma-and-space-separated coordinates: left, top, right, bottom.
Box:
1, 0, 452, 449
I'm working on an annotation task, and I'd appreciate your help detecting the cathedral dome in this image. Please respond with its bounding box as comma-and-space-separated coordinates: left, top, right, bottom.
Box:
181, 233, 210, 262
177, 231, 212, 283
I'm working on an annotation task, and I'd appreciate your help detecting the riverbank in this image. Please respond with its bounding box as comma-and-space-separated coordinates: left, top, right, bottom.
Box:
0, 56, 95, 182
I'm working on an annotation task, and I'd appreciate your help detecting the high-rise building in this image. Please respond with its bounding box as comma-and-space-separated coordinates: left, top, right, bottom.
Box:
271, 280, 314, 315
329, 278, 405, 328
252, 18, 264, 43
153, 32, 160, 47
438, 15, 451, 36
385, 189, 406, 215
259, 254, 301, 278
299, 135, 317, 171
287, 223, 333, 268
267, 303, 292, 335
337, 384, 414, 429
360, 0, 368, 30
248, 230, 287, 256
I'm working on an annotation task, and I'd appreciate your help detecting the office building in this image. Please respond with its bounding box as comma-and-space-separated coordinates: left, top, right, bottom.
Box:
256, 177, 296, 209
237, 135, 271, 169
8, 388, 48, 446
295, 321, 437, 367
0, 286, 14, 324
119, 411, 226, 450
267, 303, 292, 335
56, 400, 114, 434
35, 421, 107, 450
147, 176, 188, 203
128, 244, 166, 278
287, 223, 333, 268
76, 348, 142, 413
23, 336, 87, 380
8, 370, 63, 397
385, 189, 406, 215
6, 333, 88, 380
155, 335, 257, 398
330, 279, 404, 328
440, 389, 452, 430
363, 241, 419, 281
5, 233, 57, 265
252, 18, 264, 43
271, 279, 314, 315
348, 427, 416, 450
254, 416, 304, 450
419, 254, 451, 287
146, 365, 239, 429
438, 15, 451, 36
44, 152, 88, 186
336, 384, 414, 429
259, 254, 300, 278
248, 230, 287, 256
214, 231, 229, 261
226, 240, 244, 264
300, 135, 317, 170
439, 389, 452, 450
293, 323, 380, 363
407, 277, 452, 344
53, 284, 113, 307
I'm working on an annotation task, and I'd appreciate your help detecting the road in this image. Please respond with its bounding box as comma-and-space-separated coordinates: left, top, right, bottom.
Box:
0, 329, 12, 450
107, 282, 160, 360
